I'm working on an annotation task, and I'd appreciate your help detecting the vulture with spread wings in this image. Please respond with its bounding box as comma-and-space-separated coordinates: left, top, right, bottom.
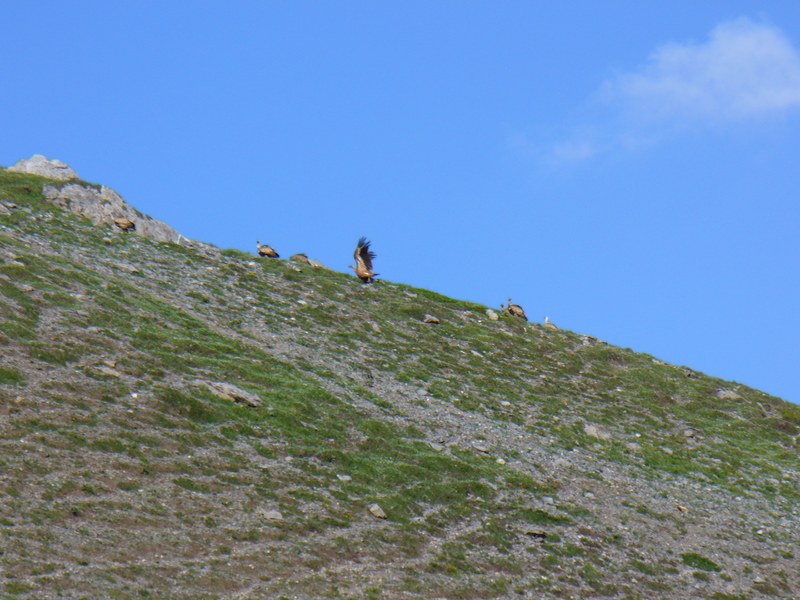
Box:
351, 237, 378, 283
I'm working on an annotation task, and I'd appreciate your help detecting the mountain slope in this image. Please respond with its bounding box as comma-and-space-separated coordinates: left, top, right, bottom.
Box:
1, 166, 798, 599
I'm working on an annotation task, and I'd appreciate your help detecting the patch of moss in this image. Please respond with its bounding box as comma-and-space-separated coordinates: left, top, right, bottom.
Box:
0, 366, 25, 386
681, 552, 721, 572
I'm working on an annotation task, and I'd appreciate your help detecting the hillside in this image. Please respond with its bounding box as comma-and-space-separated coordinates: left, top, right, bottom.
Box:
1, 163, 798, 599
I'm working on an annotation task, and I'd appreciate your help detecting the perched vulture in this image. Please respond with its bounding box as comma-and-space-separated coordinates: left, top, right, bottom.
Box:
113, 217, 136, 232
256, 241, 279, 258
504, 298, 527, 321
290, 253, 312, 265
544, 316, 558, 330
351, 236, 377, 283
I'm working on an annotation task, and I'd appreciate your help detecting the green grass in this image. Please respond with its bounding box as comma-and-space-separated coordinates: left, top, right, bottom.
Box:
0, 366, 25, 386
681, 552, 722, 572
2, 167, 799, 598
220, 248, 253, 260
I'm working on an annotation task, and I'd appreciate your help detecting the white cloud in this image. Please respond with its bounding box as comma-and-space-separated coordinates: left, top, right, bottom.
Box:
541, 18, 800, 165
608, 18, 800, 121
549, 140, 600, 164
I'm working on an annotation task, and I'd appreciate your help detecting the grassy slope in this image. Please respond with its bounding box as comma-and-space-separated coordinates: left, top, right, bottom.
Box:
1, 169, 798, 598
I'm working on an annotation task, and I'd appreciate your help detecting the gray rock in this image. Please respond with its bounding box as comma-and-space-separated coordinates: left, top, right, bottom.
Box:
523, 528, 548, 539
8, 154, 79, 180
42, 182, 183, 243
113, 262, 141, 275
584, 423, 611, 440
94, 365, 122, 378
259, 508, 284, 522
368, 503, 387, 519
203, 381, 262, 407
423, 314, 441, 324
307, 258, 329, 269
486, 309, 500, 321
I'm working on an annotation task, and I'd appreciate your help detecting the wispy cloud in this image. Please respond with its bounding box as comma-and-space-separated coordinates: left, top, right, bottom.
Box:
544, 18, 800, 164
608, 18, 800, 121
550, 140, 600, 164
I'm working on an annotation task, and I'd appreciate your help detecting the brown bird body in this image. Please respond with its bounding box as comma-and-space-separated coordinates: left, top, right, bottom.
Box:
544, 316, 558, 330
504, 298, 527, 320
256, 241, 279, 258
290, 253, 311, 265
113, 217, 136, 232
351, 236, 377, 283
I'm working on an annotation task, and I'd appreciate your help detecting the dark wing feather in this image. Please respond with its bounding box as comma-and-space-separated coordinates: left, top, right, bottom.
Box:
355, 237, 376, 271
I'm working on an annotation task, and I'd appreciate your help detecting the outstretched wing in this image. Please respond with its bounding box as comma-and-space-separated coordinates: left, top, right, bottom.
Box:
354, 236, 376, 272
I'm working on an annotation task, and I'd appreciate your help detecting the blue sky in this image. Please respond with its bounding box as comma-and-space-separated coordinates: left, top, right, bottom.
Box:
3, 2, 799, 403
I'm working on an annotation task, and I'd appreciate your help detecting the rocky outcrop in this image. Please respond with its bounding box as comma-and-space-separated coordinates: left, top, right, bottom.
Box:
8, 154, 79, 180
42, 182, 182, 244
8, 154, 184, 244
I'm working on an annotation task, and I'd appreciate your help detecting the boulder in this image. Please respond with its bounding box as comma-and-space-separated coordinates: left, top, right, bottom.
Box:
42, 182, 182, 243
8, 154, 79, 181
368, 503, 387, 519
8, 154, 184, 244
204, 381, 262, 407
584, 423, 611, 440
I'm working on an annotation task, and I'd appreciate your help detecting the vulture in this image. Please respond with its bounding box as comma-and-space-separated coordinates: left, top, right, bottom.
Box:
113, 217, 136, 232
351, 236, 378, 283
544, 316, 559, 330
256, 241, 280, 258
290, 253, 312, 265
504, 298, 527, 321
